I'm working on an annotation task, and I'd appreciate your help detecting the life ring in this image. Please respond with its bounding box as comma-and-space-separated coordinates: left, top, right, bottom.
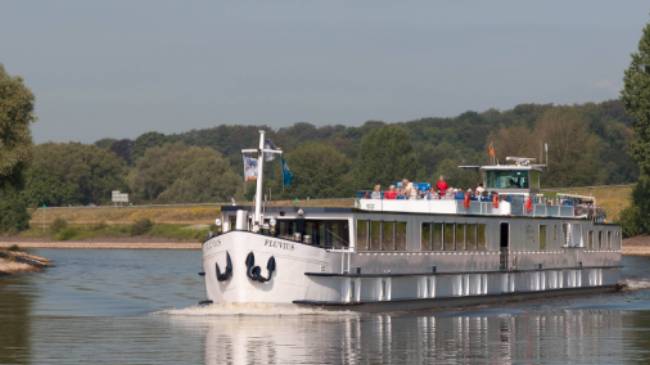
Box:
245, 252, 276, 283
525, 196, 533, 213
215, 251, 233, 282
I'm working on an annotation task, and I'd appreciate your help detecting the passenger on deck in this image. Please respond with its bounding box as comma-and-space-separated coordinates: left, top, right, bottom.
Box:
454, 188, 465, 200
436, 175, 448, 197
406, 180, 417, 200
475, 183, 485, 197
371, 184, 382, 199
384, 185, 398, 199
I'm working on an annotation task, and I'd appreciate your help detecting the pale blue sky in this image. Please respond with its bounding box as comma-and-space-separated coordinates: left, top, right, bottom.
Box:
1, 1, 648, 143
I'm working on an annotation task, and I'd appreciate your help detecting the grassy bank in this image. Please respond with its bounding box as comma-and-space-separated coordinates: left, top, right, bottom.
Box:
543, 184, 633, 222
17, 221, 212, 243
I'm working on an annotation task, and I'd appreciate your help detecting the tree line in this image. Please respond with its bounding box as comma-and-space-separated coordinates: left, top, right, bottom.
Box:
22, 99, 637, 210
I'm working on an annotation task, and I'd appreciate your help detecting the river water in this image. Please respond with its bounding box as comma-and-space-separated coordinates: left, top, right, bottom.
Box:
1, 249, 650, 364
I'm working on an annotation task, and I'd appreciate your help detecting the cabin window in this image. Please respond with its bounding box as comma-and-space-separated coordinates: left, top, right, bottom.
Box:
588, 230, 594, 250
395, 222, 407, 251
324, 221, 349, 249
370, 221, 381, 250
598, 231, 603, 249
276, 219, 349, 248
539, 225, 547, 251
357, 220, 407, 252
382, 222, 395, 251
466, 224, 477, 250
477, 224, 487, 250
421, 223, 432, 251
357, 220, 368, 251
553, 225, 558, 241
444, 223, 455, 251
455, 224, 466, 250
421, 222, 486, 251
615, 231, 621, 249
607, 231, 612, 250
433, 223, 443, 251
562, 224, 569, 247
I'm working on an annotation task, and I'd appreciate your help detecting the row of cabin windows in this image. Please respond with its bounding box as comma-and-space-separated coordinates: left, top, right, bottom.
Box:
586, 229, 619, 250
275, 219, 349, 248
421, 223, 487, 251
537, 224, 620, 250
356, 220, 407, 251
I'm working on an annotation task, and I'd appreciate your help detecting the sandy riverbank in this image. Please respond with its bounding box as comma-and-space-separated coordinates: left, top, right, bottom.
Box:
622, 235, 650, 256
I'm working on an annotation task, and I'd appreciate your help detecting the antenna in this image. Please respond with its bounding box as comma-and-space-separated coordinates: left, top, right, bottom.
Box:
544, 143, 549, 168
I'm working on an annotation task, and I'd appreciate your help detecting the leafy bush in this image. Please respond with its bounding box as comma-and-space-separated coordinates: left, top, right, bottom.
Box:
619, 206, 641, 238
50, 218, 68, 233
130, 218, 153, 236
7, 244, 20, 251
55, 227, 78, 241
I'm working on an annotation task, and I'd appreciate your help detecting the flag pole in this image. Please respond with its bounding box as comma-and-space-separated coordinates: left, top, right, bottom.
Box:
253, 130, 265, 228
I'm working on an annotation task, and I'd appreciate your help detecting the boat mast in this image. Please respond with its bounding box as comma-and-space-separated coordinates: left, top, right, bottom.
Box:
242, 130, 282, 229
254, 130, 265, 226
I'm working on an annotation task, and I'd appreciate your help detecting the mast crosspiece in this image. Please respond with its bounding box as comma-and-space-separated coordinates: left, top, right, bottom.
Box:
241, 130, 282, 228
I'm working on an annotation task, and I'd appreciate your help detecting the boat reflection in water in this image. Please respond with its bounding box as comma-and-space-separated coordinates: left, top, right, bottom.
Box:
161, 306, 644, 364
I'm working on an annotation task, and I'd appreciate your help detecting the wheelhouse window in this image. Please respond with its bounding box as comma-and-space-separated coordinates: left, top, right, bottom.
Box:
486, 170, 530, 189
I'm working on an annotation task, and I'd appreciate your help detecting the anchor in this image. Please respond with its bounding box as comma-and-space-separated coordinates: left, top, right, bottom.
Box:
215, 252, 233, 282
245, 252, 276, 283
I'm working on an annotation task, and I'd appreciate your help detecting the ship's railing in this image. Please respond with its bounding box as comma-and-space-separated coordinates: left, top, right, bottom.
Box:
355, 198, 512, 216
355, 198, 596, 219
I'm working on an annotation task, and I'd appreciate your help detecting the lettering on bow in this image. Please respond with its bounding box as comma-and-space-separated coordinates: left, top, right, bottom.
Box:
264, 239, 295, 251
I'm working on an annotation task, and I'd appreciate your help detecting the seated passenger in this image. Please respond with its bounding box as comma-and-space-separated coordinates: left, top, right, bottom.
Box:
370, 184, 382, 199
384, 185, 398, 199
454, 189, 465, 200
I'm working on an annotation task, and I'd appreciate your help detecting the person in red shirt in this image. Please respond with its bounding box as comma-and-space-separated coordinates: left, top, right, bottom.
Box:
384, 185, 398, 199
436, 175, 448, 197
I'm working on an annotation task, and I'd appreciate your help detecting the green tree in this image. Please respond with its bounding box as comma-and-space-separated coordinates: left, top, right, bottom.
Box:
132, 131, 168, 161
622, 21, 650, 234
356, 125, 418, 188
24, 143, 127, 206
283, 142, 353, 199
130, 143, 241, 203
0, 65, 36, 231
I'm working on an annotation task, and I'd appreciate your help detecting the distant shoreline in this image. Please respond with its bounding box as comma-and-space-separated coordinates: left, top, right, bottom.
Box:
0, 241, 201, 250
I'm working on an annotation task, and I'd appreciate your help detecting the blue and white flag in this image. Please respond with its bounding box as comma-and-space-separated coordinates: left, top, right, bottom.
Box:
281, 158, 293, 187
264, 139, 278, 161
243, 156, 258, 181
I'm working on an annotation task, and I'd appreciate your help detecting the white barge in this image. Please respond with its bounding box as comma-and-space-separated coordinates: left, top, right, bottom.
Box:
200, 132, 622, 309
